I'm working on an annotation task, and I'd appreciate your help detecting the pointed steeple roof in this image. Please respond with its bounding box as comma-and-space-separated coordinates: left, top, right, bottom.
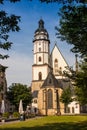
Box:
39, 19, 44, 30
35, 19, 48, 34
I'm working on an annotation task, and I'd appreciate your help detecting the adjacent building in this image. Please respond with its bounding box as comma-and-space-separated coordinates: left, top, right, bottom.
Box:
0, 64, 8, 113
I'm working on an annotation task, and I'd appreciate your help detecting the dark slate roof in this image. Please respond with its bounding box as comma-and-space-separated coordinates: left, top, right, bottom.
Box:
32, 90, 38, 98
57, 78, 74, 95
41, 71, 73, 90
41, 72, 61, 88
35, 19, 48, 34
57, 78, 72, 89
0, 64, 8, 72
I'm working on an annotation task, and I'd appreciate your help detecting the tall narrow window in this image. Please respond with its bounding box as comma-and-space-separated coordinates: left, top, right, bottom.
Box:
39, 56, 41, 62
54, 58, 58, 75
55, 59, 58, 63
47, 89, 53, 109
72, 107, 74, 113
39, 47, 41, 52
38, 72, 42, 80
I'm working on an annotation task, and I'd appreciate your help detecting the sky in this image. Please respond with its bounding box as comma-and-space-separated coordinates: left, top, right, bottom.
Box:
0, 0, 75, 87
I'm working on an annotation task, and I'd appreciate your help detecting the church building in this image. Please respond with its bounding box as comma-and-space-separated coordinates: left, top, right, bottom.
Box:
31, 19, 79, 115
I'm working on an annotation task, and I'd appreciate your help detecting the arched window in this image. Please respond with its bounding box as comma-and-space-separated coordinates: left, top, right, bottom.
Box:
72, 107, 74, 113
47, 89, 53, 109
38, 72, 42, 80
54, 59, 58, 67
54, 58, 58, 75
39, 56, 41, 62
55, 59, 58, 63
39, 47, 41, 52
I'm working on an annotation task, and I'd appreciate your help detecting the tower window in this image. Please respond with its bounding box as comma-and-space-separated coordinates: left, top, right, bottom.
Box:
55, 59, 58, 63
38, 72, 42, 80
39, 56, 41, 62
39, 47, 41, 52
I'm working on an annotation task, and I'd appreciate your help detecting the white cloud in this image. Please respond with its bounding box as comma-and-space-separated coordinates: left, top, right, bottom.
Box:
0, 52, 33, 87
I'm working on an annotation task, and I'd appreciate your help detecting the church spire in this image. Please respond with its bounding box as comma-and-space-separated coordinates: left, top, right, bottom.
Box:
38, 19, 44, 30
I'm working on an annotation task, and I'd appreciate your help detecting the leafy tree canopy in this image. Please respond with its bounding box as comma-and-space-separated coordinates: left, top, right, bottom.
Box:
56, 4, 87, 57
60, 86, 73, 112
75, 58, 87, 104
60, 86, 73, 106
0, 0, 21, 59
63, 58, 87, 105
40, 0, 87, 4
7, 83, 32, 111
40, 0, 87, 57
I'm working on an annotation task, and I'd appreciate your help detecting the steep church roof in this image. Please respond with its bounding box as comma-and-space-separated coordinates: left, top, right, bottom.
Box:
41, 71, 62, 88
57, 79, 71, 89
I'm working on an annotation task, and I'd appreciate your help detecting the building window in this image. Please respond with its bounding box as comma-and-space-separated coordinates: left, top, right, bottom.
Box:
68, 107, 70, 113
39, 56, 41, 62
34, 99, 37, 103
72, 107, 74, 113
55, 59, 58, 63
54, 59, 58, 75
47, 89, 53, 109
38, 72, 42, 80
59, 67, 62, 75
49, 78, 52, 84
39, 47, 41, 52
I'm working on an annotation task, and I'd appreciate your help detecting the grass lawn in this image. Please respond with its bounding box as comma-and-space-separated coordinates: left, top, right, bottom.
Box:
0, 115, 87, 130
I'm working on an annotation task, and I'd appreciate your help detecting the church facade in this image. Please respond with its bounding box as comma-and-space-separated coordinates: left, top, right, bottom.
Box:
31, 19, 80, 115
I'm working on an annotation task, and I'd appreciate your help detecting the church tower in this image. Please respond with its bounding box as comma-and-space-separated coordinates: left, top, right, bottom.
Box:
31, 19, 52, 111
32, 19, 51, 92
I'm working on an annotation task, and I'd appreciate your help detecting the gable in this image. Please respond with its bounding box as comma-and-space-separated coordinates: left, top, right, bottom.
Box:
51, 44, 69, 78
51, 44, 68, 68
41, 72, 61, 88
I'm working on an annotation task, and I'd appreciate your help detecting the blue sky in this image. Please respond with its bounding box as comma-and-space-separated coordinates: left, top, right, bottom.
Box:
0, 0, 75, 87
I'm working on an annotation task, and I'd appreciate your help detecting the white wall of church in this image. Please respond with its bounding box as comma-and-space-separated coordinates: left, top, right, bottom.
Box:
32, 66, 48, 80
34, 41, 49, 53
34, 53, 49, 65
51, 45, 68, 77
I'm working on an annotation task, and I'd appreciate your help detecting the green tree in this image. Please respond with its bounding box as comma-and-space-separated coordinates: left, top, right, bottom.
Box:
63, 58, 87, 105
75, 58, 87, 104
40, 0, 87, 57
7, 83, 32, 111
60, 86, 73, 113
0, 0, 21, 59
56, 3, 87, 57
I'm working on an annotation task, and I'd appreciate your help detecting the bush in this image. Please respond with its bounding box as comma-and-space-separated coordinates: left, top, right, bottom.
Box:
13, 112, 20, 118
2, 112, 9, 119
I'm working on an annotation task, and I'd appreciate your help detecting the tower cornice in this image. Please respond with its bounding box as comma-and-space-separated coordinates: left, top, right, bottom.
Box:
33, 38, 50, 43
